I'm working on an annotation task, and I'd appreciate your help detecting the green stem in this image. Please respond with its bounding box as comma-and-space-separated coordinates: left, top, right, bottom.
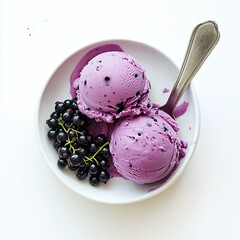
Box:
85, 141, 109, 163
57, 114, 110, 163
71, 128, 84, 136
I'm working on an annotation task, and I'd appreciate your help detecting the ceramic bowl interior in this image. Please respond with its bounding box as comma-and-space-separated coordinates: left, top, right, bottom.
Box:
37, 39, 200, 204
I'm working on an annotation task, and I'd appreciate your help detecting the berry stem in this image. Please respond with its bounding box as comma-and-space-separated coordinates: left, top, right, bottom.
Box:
57, 115, 85, 153
58, 116, 68, 133
71, 128, 84, 136
85, 141, 109, 163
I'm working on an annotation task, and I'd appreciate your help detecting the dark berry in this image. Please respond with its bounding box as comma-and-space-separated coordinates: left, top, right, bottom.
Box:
79, 160, 87, 169
62, 111, 72, 122
50, 111, 59, 119
69, 153, 81, 166
57, 158, 67, 168
89, 143, 98, 153
99, 170, 110, 183
76, 169, 88, 180
68, 130, 77, 141
95, 134, 107, 146
47, 98, 114, 187
47, 129, 58, 140
71, 101, 78, 111
55, 101, 66, 113
89, 175, 100, 186
64, 99, 72, 108
72, 141, 80, 149
58, 146, 70, 159
78, 148, 88, 158
99, 158, 110, 170
57, 131, 68, 143
72, 115, 81, 126
46, 118, 58, 128
54, 139, 63, 150
89, 163, 99, 175
102, 147, 110, 158
78, 135, 89, 147
68, 164, 79, 171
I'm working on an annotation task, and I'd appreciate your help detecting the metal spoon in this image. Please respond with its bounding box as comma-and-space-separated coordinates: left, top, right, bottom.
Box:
160, 20, 220, 119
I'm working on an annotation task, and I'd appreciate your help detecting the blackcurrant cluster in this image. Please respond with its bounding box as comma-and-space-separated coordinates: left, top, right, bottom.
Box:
46, 98, 111, 186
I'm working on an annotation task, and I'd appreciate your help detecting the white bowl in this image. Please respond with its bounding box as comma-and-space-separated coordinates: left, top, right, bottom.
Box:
37, 39, 200, 204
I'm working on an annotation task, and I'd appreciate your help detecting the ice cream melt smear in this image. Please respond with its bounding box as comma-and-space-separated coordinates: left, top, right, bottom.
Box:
47, 43, 189, 187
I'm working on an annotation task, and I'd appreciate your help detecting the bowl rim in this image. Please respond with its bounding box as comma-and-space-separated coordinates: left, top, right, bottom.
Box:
35, 38, 201, 205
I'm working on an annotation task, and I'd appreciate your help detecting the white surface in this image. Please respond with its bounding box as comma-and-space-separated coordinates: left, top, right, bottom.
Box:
0, 0, 239, 239
37, 39, 200, 204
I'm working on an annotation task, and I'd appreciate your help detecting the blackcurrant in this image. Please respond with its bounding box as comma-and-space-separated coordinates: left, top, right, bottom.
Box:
54, 139, 63, 150
99, 170, 110, 183
50, 111, 59, 119
95, 134, 107, 146
68, 130, 77, 141
71, 101, 78, 111
89, 143, 98, 153
89, 175, 100, 186
57, 158, 67, 168
76, 169, 88, 180
48, 129, 58, 140
68, 164, 79, 171
62, 111, 72, 122
72, 141, 80, 149
99, 158, 110, 170
78, 135, 88, 147
89, 163, 99, 175
69, 153, 81, 166
78, 148, 88, 158
46, 118, 58, 128
58, 146, 70, 159
55, 101, 66, 113
102, 147, 110, 158
47, 98, 114, 187
72, 115, 81, 126
64, 99, 72, 108
57, 131, 68, 143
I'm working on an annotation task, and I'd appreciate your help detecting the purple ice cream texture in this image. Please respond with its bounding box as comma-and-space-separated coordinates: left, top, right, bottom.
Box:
72, 47, 151, 123
69, 44, 189, 185
109, 107, 187, 184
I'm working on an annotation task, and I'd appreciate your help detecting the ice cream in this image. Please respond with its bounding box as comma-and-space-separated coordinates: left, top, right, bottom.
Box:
69, 44, 188, 186
72, 50, 151, 123
70, 44, 124, 97
109, 107, 187, 184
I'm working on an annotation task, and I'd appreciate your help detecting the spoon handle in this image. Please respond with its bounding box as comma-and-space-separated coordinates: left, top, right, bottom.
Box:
164, 21, 220, 113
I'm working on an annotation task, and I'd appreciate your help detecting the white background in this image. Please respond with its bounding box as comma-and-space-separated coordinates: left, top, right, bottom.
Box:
0, 0, 239, 239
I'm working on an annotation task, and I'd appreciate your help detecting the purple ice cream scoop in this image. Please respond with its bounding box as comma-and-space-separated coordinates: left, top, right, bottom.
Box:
73, 51, 151, 123
109, 107, 187, 184
70, 44, 124, 98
